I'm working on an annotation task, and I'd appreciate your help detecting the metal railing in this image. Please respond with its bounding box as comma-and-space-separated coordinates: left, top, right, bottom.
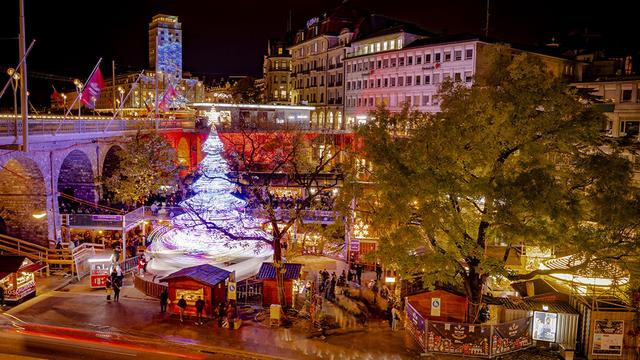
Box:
0, 115, 192, 138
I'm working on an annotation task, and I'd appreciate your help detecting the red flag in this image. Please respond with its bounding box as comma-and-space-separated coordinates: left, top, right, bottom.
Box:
81, 68, 105, 109
159, 84, 177, 111
51, 86, 63, 106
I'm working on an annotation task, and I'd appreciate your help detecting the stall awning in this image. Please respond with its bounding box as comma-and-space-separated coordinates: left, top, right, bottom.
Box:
256, 263, 302, 280
160, 264, 231, 288
0, 255, 27, 279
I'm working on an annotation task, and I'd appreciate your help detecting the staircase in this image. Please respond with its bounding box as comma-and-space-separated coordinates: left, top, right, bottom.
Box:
0, 233, 75, 275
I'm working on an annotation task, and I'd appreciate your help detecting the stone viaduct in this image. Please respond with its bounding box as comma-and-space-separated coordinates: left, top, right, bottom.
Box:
0, 115, 207, 248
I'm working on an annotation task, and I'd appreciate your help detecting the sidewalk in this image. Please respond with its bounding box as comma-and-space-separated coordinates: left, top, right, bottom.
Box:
7, 276, 422, 360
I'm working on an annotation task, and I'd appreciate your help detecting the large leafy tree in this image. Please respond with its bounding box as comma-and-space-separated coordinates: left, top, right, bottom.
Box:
360, 46, 640, 321
102, 131, 182, 205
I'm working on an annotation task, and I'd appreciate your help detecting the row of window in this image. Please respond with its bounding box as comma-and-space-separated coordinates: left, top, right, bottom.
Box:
294, 74, 343, 89
346, 48, 474, 73
346, 71, 473, 90
347, 94, 439, 108
351, 38, 404, 57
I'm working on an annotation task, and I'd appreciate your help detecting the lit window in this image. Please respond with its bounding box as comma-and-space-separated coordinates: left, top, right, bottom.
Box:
390, 40, 395, 49
383, 41, 388, 51
376, 43, 381, 52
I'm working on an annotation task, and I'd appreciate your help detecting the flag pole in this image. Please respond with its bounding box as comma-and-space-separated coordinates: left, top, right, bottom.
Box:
0, 39, 35, 101
105, 70, 144, 131
63, 57, 103, 120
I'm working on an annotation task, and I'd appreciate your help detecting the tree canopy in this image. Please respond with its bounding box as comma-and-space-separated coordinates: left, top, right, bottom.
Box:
359, 46, 640, 320
102, 131, 182, 205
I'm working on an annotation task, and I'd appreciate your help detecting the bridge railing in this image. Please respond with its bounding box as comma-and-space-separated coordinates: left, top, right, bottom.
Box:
0, 115, 193, 137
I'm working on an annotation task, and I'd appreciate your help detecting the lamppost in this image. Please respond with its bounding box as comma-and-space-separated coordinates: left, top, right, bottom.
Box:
73, 79, 83, 117
6, 68, 20, 136
61, 93, 67, 113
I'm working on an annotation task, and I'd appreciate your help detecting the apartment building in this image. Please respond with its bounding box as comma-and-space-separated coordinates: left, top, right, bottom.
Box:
263, 39, 292, 104
344, 34, 578, 126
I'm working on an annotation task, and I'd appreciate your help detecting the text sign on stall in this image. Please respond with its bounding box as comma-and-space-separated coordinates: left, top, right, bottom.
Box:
532, 311, 558, 342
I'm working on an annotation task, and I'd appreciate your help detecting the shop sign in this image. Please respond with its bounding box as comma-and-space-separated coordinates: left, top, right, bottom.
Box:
176, 288, 204, 305
532, 311, 558, 342
431, 297, 441, 316
91, 214, 122, 221
350, 239, 360, 251
228, 282, 237, 300
592, 319, 624, 356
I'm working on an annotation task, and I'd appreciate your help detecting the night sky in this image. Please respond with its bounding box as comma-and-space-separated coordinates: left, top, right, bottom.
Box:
0, 0, 637, 107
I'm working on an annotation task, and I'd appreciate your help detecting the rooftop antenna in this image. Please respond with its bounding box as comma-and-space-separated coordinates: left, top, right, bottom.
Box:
484, 0, 490, 37
287, 9, 292, 33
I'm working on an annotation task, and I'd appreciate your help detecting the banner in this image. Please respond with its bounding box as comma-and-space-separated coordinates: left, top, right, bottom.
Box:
406, 302, 426, 349
427, 321, 491, 356
81, 68, 105, 109
593, 319, 624, 356
492, 317, 533, 355
159, 83, 177, 111
532, 311, 558, 342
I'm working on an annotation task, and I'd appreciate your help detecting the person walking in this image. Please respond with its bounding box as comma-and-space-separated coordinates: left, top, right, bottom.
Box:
160, 288, 169, 313
195, 296, 205, 325
356, 264, 363, 285
375, 263, 382, 281
138, 257, 146, 276
112, 279, 121, 302
391, 306, 400, 331
177, 295, 187, 323
329, 273, 337, 301
105, 279, 112, 302
217, 302, 226, 327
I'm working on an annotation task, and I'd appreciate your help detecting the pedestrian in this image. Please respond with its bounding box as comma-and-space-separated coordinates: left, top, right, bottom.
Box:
177, 295, 187, 322
113, 244, 121, 262
160, 288, 168, 313
105, 278, 112, 302
375, 263, 382, 281
391, 306, 400, 331
329, 273, 337, 300
372, 281, 379, 305
138, 257, 146, 276
110, 268, 118, 286
282, 315, 293, 342
112, 279, 121, 302
386, 302, 393, 328
195, 296, 205, 325
356, 264, 363, 285
347, 269, 353, 283
217, 302, 226, 327
226, 300, 237, 328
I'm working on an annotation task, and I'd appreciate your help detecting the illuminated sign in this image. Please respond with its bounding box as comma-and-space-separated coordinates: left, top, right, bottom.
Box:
593, 320, 624, 356
306, 17, 319, 29
532, 311, 558, 342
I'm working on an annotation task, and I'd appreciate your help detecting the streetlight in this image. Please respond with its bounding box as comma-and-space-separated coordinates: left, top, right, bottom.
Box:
61, 93, 67, 112
73, 79, 83, 117
6, 68, 20, 136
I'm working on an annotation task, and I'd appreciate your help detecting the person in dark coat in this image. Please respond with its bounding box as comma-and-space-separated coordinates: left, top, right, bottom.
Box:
195, 296, 205, 325
160, 288, 169, 313
375, 263, 382, 281
217, 302, 226, 327
177, 296, 187, 322
356, 264, 363, 285
112, 279, 121, 302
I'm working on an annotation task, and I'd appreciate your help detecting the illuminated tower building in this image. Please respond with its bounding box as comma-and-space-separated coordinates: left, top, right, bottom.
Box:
149, 14, 183, 79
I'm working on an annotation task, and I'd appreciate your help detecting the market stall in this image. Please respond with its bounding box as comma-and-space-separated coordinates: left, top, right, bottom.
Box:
256, 262, 302, 306
160, 264, 230, 318
0, 255, 38, 304
88, 257, 113, 288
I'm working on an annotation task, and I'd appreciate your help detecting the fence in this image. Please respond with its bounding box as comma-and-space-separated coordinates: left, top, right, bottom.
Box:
237, 279, 263, 306
0, 115, 190, 138
134, 274, 167, 299
406, 302, 533, 358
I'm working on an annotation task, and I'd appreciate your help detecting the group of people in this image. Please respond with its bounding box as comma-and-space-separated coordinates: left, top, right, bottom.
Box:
105, 265, 124, 302
160, 289, 238, 328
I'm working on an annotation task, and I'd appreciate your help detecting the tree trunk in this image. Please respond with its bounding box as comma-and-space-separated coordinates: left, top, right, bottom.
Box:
465, 264, 484, 324
272, 234, 287, 307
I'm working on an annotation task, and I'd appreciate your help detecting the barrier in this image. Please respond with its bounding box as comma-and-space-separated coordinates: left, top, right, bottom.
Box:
134, 274, 167, 299
405, 305, 533, 358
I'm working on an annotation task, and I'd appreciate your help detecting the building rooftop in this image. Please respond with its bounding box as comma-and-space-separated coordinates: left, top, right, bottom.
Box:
160, 264, 231, 287
256, 262, 303, 280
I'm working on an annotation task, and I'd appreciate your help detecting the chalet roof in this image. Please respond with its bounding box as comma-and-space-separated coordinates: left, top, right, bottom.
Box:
511, 278, 560, 297
160, 264, 231, 287
256, 262, 302, 280
0, 255, 28, 280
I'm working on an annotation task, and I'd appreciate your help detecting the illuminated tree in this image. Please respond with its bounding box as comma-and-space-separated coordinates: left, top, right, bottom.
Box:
360, 46, 640, 321
102, 131, 182, 205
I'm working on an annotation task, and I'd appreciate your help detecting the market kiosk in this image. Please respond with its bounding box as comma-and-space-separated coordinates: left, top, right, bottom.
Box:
88, 257, 113, 288
0, 255, 37, 303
